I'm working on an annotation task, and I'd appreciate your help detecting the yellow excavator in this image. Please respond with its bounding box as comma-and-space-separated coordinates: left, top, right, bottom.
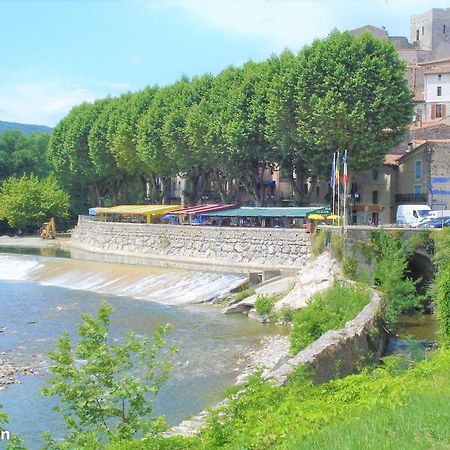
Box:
40, 218, 56, 239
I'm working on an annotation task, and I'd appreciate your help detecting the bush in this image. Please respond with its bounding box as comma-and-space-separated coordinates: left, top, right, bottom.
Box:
232, 288, 256, 303
290, 282, 370, 354
432, 229, 450, 346
370, 231, 422, 331
311, 230, 328, 256
42, 304, 175, 448
342, 256, 358, 280
254, 294, 276, 317
330, 233, 344, 261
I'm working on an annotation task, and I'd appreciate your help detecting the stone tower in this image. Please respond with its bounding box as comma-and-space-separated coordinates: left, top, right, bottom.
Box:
411, 8, 450, 58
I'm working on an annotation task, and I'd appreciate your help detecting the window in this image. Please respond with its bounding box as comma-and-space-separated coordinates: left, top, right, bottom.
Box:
303, 183, 308, 194
415, 160, 422, 179
436, 104, 442, 118
438, 74, 442, 81
437, 86, 442, 96
316, 186, 320, 198
422, 26, 424, 35
444, 24, 447, 34
372, 190, 378, 204
416, 29, 420, 41
414, 184, 422, 195
372, 169, 379, 181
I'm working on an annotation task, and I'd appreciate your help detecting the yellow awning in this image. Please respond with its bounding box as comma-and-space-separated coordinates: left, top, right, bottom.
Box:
94, 205, 181, 216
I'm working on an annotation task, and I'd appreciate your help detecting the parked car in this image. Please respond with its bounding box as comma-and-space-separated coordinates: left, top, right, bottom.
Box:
396, 204, 431, 226
418, 216, 450, 228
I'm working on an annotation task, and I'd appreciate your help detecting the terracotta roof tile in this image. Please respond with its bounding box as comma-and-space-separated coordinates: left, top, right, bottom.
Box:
383, 154, 402, 166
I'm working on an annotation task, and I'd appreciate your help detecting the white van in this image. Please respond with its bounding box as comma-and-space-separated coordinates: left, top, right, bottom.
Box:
396, 204, 431, 226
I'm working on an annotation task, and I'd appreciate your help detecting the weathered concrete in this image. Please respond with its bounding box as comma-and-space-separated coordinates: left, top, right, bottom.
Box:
72, 217, 312, 270
266, 290, 386, 386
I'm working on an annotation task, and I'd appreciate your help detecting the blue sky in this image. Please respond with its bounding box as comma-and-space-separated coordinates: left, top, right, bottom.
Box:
1, 0, 449, 126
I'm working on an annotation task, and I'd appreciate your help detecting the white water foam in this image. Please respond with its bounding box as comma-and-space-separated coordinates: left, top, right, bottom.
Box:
0, 253, 246, 305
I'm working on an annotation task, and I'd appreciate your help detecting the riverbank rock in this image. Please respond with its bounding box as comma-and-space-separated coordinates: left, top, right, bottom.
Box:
223, 276, 297, 314
274, 252, 341, 311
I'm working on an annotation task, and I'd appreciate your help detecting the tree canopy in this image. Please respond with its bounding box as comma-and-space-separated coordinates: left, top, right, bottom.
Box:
47, 31, 412, 208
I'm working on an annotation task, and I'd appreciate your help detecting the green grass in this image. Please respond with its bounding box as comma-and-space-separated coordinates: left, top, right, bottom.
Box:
290, 281, 371, 354
110, 349, 450, 450
254, 293, 276, 317
230, 287, 256, 303
289, 381, 450, 450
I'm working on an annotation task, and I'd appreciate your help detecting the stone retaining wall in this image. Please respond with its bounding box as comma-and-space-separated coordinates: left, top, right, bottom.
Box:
72, 216, 311, 269
267, 290, 386, 386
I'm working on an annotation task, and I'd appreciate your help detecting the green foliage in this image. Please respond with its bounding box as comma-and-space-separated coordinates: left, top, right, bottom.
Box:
277, 305, 295, 323
290, 281, 370, 354
0, 130, 50, 180
432, 229, 450, 346
48, 30, 411, 208
42, 304, 174, 448
137, 349, 450, 450
311, 230, 328, 256
254, 294, 276, 317
0, 174, 69, 230
232, 288, 256, 303
330, 232, 344, 261
342, 256, 358, 280
370, 231, 422, 331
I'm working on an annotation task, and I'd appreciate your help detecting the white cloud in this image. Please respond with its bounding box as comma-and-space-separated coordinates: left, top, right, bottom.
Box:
0, 79, 136, 127
142, 0, 450, 52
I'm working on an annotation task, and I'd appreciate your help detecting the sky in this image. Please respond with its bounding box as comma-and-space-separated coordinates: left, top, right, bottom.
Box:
1, 0, 449, 127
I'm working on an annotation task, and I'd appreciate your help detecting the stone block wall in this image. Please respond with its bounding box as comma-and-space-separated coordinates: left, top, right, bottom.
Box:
72, 217, 312, 269
268, 290, 386, 386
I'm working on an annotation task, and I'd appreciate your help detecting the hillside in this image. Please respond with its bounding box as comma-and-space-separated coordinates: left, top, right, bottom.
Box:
0, 120, 52, 135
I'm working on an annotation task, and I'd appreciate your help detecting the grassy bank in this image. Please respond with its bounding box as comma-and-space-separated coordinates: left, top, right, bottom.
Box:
109, 349, 450, 450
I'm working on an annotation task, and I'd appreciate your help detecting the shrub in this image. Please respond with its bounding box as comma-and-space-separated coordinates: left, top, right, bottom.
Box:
232, 288, 256, 303
311, 230, 328, 256
370, 231, 422, 331
342, 256, 358, 279
254, 294, 276, 317
330, 233, 344, 261
290, 281, 370, 354
432, 229, 450, 346
42, 304, 175, 448
277, 305, 295, 323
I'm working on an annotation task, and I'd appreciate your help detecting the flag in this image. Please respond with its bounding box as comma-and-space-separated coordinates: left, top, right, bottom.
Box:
343, 149, 349, 184
335, 151, 340, 185
329, 153, 335, 188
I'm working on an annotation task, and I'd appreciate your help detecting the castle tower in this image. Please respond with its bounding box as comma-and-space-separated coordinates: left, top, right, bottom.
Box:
411, 8, 450, 57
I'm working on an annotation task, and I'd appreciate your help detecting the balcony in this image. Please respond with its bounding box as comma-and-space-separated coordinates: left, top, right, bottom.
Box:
395, 193, 428, 203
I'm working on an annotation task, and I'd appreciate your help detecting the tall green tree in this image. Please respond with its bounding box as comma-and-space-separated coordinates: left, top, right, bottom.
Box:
0, 174, 69, 230
0, 130, 50, 180
295, 31, 412, 176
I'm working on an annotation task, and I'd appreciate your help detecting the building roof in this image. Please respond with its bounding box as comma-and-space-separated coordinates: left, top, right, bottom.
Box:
199, 206, 328, 218
170, 204, 236, 215
418, 56, 450, 66
348, 25, 388, 39
94, 204, 181, 216
383, 154, 403, 166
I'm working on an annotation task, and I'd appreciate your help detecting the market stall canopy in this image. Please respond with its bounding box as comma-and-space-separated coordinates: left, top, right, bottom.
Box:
199, 206, 328, 218
93, 205, 182, 223
170, 204, 237, 215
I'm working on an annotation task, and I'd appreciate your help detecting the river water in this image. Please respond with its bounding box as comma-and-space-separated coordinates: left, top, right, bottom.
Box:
0, 249, 285, 448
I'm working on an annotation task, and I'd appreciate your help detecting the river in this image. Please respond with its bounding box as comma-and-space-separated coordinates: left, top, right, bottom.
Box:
0, 248, 285, 448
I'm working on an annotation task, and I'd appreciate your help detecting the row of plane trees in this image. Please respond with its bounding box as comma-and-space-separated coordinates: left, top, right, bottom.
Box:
48, 30, 412, 212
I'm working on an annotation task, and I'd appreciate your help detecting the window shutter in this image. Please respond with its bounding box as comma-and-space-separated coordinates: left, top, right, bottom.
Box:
431, 104, 436, 119
442, 104, 447, 117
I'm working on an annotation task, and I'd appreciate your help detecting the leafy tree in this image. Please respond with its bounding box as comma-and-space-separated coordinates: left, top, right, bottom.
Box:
42, 304, 174, 448
0, 174, 69, 231
0, 130, 50, 180
295, 31, 412, 177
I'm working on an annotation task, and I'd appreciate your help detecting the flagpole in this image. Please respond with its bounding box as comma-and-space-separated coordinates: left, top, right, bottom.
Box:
343, 150, 348, 231
336, 151, 340, 226
331, 152, 336, 217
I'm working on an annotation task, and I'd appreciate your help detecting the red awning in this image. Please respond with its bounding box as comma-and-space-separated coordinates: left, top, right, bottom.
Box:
171, 204, 237, 215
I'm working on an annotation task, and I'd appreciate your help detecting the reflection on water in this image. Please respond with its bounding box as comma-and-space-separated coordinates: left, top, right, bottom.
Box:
386, 313, 440, 359
0, 249, 286, 448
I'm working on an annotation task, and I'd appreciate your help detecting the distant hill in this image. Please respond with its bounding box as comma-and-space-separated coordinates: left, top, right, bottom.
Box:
0, 120, 53, 136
